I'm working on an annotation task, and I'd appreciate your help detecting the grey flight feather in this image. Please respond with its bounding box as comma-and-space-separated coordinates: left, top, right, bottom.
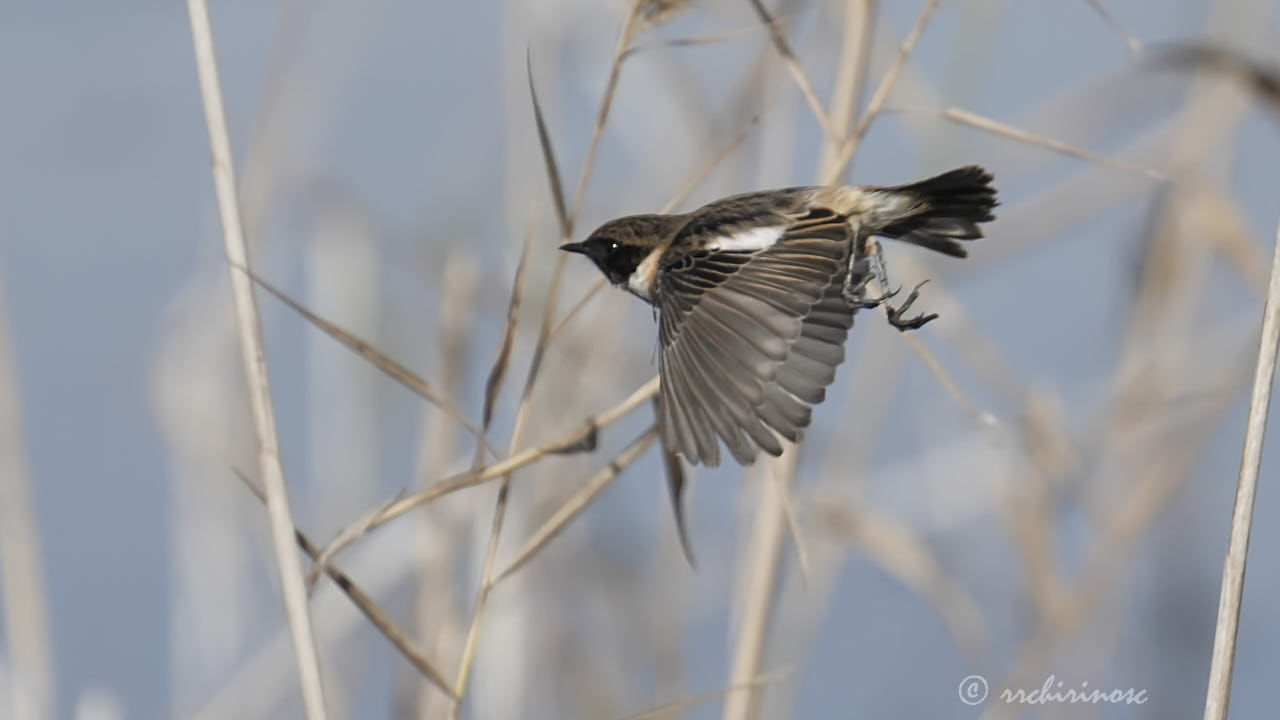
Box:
654, 215, 856, 466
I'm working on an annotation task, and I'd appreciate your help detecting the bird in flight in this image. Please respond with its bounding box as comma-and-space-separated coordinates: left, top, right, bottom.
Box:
561, 165, 998, 467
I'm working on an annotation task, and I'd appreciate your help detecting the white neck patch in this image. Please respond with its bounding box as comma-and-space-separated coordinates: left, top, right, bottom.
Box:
708, 225, 785, 253
626, 246, 664, 301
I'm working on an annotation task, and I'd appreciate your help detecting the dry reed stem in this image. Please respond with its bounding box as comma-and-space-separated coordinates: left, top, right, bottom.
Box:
491, 425, 660, 584
233, 469, 456, 700
450, 17, 648, 710
570, 0, 646, 225
1203, 218, 1280, 720
446, 229, 533, 715
407, 256, 477, 718
1196, 55, 1280, 713
448, 477, 509, 717
311, 376, 659, 569
745, 0, 838, 140
186, 3, 327, 717
721, 459, 793, 720
766, 464, 811, 587
982, 359, 1247, 720
245, 267, 492, 450
0, 283, 53, 720
920, 106, 1167, 180
720, 6, 896, 713
823, 0, 941, 184
818, 0, 876, 178
1157, 47, 1280, 716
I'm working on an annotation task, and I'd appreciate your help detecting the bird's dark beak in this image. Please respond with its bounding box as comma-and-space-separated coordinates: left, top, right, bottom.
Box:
558, 241, 588, 255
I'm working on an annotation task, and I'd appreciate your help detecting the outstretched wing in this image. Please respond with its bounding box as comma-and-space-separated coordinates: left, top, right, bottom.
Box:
654, 211, 857, 466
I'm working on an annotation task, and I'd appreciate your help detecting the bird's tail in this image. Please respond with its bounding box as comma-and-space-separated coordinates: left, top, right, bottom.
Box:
869, 165, 998, 258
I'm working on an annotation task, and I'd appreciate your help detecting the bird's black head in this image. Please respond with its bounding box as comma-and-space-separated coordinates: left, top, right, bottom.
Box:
560, 214, 673, 286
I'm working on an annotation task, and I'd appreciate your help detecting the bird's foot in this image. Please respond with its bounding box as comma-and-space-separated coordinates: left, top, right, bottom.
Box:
841, 257, 874, 308
845, 283, 899, 309
885, 280, 939, 331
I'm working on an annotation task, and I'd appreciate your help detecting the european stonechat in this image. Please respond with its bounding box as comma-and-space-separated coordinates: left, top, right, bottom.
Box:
561, 166, 998, 466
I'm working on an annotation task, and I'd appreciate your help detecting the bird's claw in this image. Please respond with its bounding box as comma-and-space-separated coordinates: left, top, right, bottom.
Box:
885, 280, 938, 331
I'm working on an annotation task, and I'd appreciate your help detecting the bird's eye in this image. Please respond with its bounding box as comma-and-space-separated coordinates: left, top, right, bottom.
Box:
608, 241, 619, 253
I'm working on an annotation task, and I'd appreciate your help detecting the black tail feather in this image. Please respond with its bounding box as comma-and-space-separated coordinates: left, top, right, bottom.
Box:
876, 165, 998, 258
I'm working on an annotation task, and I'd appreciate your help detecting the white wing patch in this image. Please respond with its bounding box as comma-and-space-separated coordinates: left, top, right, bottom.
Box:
708, 225, 785, 253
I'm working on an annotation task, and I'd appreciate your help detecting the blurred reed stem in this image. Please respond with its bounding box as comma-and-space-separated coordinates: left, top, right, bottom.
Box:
185, 1, 328, 717
0, 276, 53, 720
1203, 218, 1280, 720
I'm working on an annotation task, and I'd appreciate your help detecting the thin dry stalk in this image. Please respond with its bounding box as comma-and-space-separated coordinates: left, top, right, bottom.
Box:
896, 324, 998, 428
445, 291, 566, 712
246, 267, 491, 447
1082, 0, 1144, 58
446, 231, 534, 717
622, 22, 779, 61
491, 425, 659, 584
475, 229, 533, 467
185, 3, 327, 717
846, 241, 998, 427
1203, 219, 1280, 720
407, 255, 476, 718
660, 114, 763, 214
549, 111, 765, 345
924, 106, 1166, 180
622, 671, 786, 720
823, 0, 941, 184
745, 0, 838, 140
0, 282, 53, 720
233, 469, 456, 700
548, 277, 608, 342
